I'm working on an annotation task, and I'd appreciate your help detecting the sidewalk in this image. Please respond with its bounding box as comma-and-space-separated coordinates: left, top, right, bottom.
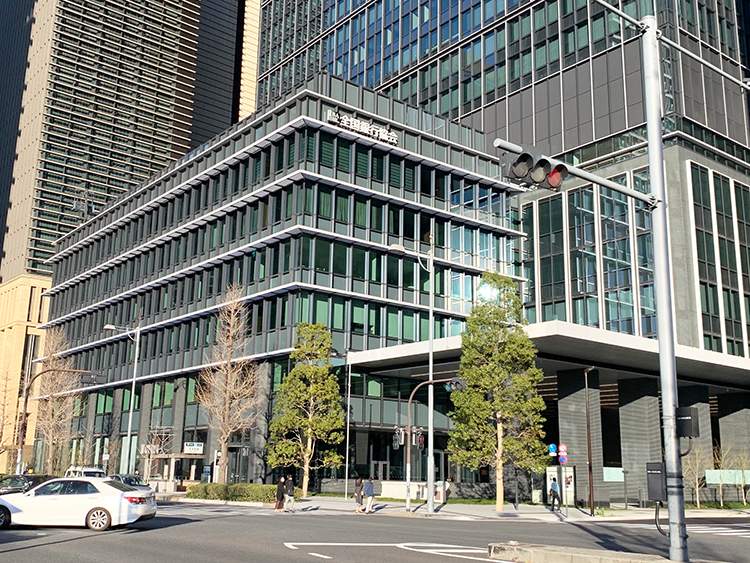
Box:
155, 492, 750, 523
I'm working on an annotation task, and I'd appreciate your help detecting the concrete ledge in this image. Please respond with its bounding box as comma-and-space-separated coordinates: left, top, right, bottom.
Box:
487, 542, 729, 563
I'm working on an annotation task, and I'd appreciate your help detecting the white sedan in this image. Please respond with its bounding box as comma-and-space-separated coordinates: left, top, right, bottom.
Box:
0, 477, 156, 531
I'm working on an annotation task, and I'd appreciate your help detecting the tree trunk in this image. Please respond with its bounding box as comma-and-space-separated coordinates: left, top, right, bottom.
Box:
45, 443, 54, 475
302, 434, 313, 498
695, 480, 701, 508
218, 439, 229, 484
495, 415, 504, 512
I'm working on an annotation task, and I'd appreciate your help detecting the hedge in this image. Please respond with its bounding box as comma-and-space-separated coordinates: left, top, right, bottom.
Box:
186, 483, 302, 503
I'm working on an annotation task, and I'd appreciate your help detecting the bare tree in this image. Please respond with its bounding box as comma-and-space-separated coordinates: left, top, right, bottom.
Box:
104, 438, 121, 475
714, 443, 732, 507
729, 447, 750, 505
35, 327, 82, 475
0, 372, 12, 467
681, 443, 712, 508
196, 285, 264, 484
141, 427, 173, 479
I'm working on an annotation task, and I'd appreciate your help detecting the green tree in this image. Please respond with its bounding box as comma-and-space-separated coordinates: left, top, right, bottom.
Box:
447, 272, 547, 511
266, 323, 345, 497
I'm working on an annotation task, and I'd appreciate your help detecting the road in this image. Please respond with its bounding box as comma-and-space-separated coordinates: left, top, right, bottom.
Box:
0, 502, 744, 563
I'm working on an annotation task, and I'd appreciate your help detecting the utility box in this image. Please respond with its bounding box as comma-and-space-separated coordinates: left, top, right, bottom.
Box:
675, 407, 700, 438
646, 462, 667, 502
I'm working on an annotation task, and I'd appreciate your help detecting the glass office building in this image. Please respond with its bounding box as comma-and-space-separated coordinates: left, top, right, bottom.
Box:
256, 0, 750, 506
44, 75, 521, 483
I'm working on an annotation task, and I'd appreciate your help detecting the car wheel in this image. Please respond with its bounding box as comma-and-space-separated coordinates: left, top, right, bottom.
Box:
86, 508, 111, 531
0, 506, 10, 529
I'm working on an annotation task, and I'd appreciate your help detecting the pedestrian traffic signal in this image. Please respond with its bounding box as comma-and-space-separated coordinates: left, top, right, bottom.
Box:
417, 434, 425, 451
503, 148, 568, 192
393, 433, 400, 450
444, 377, 467, 392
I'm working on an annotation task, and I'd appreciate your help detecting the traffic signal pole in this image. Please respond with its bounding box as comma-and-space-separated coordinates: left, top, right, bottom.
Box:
405, 377, 453, 512
494, 13, 688, 561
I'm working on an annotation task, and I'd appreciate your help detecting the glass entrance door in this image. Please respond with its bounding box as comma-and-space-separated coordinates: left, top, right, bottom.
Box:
370, 460, 389, 480
228, 446, 250, 483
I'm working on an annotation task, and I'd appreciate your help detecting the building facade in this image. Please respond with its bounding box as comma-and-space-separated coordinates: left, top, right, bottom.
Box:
31, 0, 750, 504
253, 0, 750, 504
43, 75, 521, 484
0, 0, 265, 471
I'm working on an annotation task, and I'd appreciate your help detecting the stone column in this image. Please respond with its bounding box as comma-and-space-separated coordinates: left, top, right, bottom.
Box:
136, 382, 154, 475
619, 378, 662, 502
678, 386, 713, 505
718, 393, 750, 455
557, 369, 608, 507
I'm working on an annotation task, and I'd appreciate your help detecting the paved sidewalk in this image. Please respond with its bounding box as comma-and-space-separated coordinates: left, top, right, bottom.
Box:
155, 492, 750, 523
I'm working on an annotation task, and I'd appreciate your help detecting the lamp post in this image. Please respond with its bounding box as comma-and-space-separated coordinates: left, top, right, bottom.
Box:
104, 323, 141, 473
390, 236, 435, 512
15, 368, 91, 474
332, 349, 353, 499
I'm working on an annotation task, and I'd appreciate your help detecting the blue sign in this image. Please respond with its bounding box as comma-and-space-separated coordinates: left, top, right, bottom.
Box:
559, 455, 568, 465
548, 444, 557, 453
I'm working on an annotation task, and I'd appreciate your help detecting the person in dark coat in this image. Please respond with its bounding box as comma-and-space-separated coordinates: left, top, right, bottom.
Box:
283, 474, 295, 512
275, 476, 285, 513
354, 477, 364, 513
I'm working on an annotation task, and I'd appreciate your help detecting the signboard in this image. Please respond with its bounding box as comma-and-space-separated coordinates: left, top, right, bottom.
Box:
183, 442, 204, 455
326, 110, 399, 146
102, 454, 110, 461
559, 455, 568, 465
559, 443, 567, 454
548, 443, 557, 456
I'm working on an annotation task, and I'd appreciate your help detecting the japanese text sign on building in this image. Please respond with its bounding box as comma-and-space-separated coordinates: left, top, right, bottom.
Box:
327, 110, 399, 146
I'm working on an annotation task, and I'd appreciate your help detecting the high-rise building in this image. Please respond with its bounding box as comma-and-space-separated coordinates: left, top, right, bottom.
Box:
256, 0, 750, 504
3, 0, 259, 280
0, 0, 262, 471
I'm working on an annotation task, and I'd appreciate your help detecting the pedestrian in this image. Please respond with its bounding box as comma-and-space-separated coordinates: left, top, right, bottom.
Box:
275, 476, 285, 513
354, 477, 364, 513
134, 469, 140, 476
364, 476, 375, 513
549, 477, 560, 512
284, 474, 295, 513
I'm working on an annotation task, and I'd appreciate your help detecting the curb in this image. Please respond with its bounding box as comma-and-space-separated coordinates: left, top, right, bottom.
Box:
488, 542, 731, 563
156, 495, 271, 509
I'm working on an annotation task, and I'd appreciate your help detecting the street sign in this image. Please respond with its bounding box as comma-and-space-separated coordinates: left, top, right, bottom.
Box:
559, 443, 567, 454
548, 443, 557, 452
102, 454, 110, 461
559, 455, 568, 465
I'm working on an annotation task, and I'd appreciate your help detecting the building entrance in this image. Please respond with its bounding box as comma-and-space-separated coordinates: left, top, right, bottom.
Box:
227, 446, 251, 483
370, 460, 389, 480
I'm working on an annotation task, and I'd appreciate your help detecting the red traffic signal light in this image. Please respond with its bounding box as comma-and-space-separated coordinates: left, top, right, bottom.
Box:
505, 150, 567, 192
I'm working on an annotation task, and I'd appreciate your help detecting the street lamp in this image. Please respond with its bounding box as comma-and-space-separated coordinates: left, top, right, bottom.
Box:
103, 323, 142, 474
390, 236, 435, 513
15, 367, 91, 474
332, 349, 353, 500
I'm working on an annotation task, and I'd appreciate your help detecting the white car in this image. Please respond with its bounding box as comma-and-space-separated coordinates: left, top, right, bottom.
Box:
0, 477, 156, 531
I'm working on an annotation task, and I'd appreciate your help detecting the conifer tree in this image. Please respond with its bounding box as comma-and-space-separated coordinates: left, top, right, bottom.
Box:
266, 323, 345, 497
448, 272, 547, 511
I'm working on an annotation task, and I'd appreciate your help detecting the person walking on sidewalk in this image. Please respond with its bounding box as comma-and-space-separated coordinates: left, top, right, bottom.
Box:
549, 477, 561, 512
364, 477, 375, 513
284, 474, 295, 512
275, 476, 285, 513
354, 477, 364, 513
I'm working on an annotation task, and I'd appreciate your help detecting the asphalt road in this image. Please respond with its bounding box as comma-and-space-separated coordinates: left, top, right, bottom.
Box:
0, 502, 745, 563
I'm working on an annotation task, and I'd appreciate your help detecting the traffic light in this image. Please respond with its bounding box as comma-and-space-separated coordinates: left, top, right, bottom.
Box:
503, 149, 568, 192
393, 432, 400, 450
417, 433, 425, 451
444, 377, 467, 392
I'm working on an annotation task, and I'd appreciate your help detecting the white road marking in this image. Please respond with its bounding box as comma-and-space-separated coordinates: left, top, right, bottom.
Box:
308, 553, 333, 560
284, 542, 496, 561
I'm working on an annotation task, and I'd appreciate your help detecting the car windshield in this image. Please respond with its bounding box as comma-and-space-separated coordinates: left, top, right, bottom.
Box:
121, 476, 148, 487
104, 480, 137, 492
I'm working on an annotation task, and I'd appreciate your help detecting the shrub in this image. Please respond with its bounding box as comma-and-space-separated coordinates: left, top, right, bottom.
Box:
186, 483, 302, 502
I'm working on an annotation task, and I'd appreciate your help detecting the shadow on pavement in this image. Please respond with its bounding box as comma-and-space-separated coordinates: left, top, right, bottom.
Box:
569, 521, 669, 557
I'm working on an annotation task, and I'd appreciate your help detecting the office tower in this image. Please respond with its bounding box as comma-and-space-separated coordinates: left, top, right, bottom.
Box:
255, 0, 750, 505
0, 0, 261, 471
